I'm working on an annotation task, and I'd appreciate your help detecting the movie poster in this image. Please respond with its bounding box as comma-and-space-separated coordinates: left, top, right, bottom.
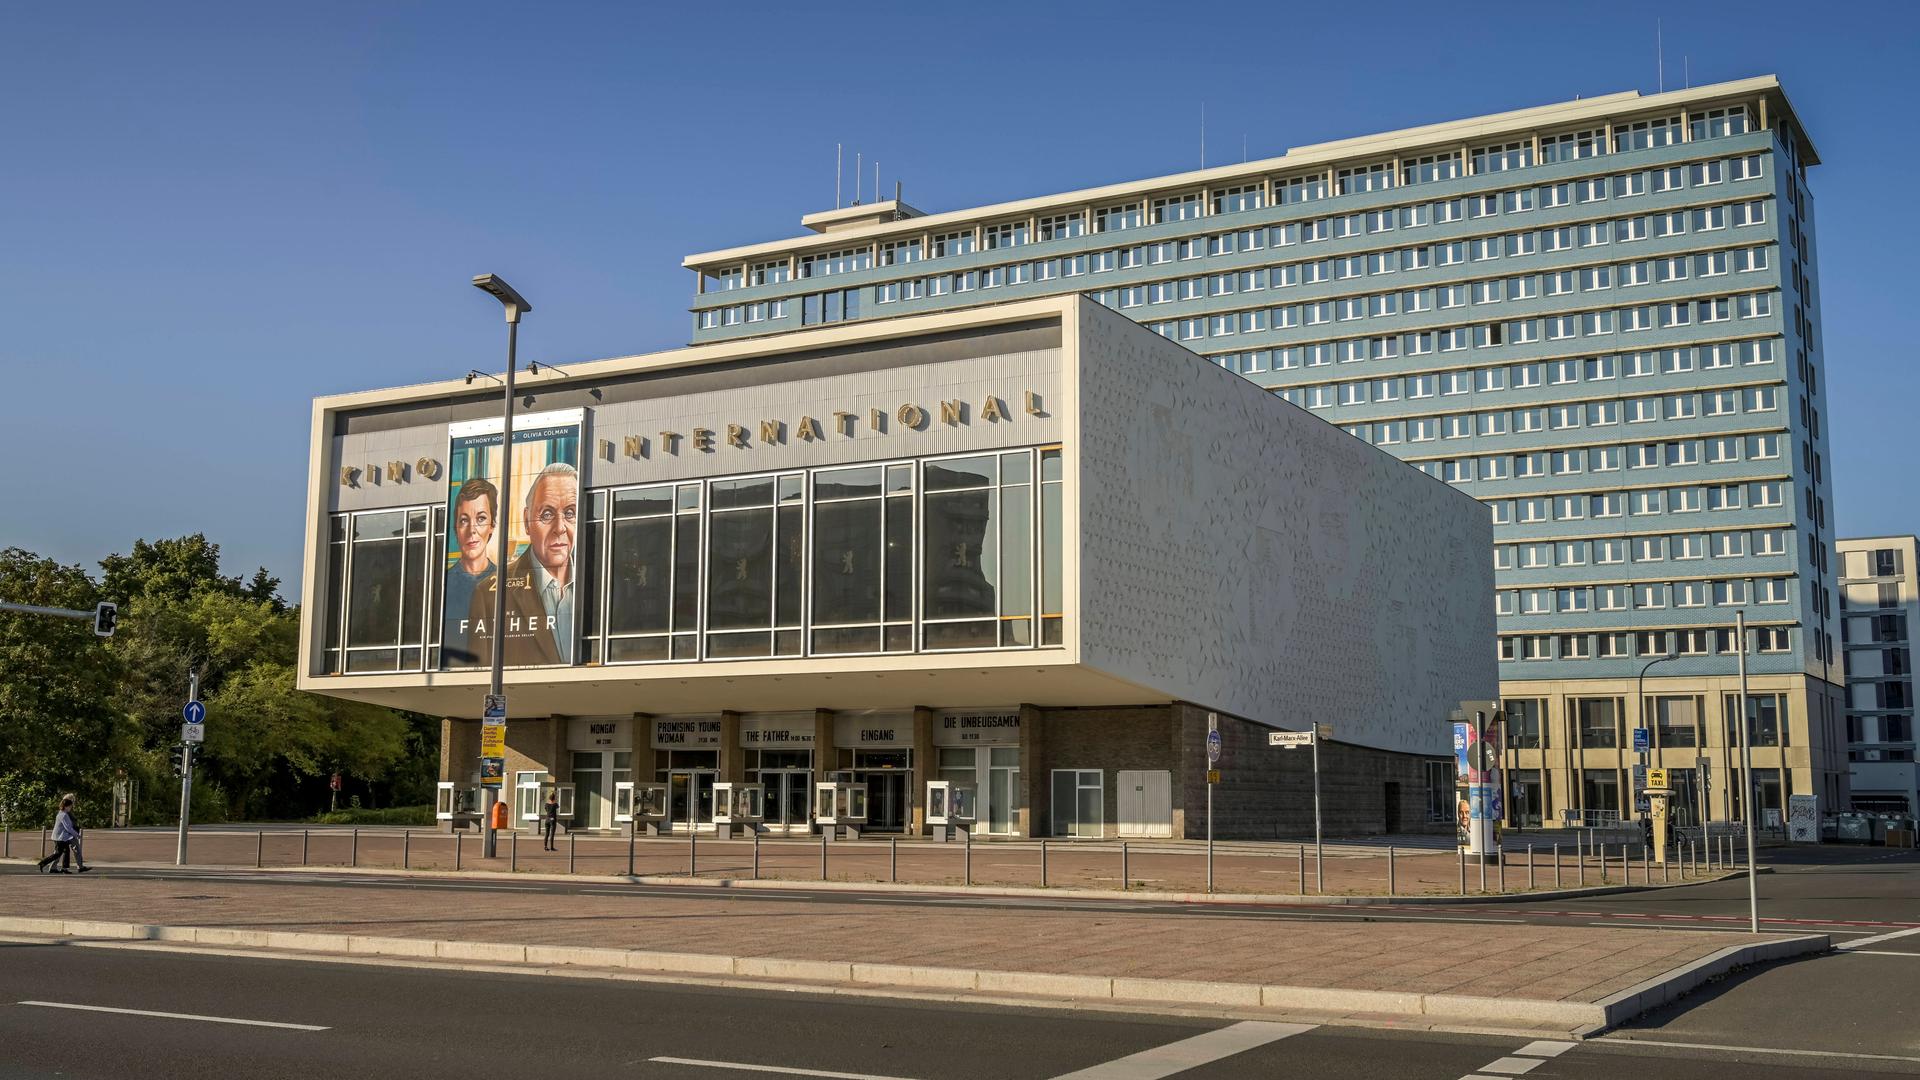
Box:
440, 408, 583, 669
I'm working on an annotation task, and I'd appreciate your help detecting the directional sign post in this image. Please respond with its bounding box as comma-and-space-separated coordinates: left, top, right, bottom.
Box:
177, 675, 202, 866
1205, 712, 1218, 893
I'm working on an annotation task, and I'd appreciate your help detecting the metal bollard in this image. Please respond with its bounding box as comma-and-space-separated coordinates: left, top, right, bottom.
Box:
569, 830, 577, 874
752, 831, 760, 880
820, 830, 828, 881
627, 822, 636, 877
688, 830, 696, 877
1458, 846, 1467, 895
403, 829, 410, 869
302, 829, 309, 866
1576, 834, 1584, 888
1641, 844, 1649, 885
1040, 840, 1048, 888
510, 830, 518, 872
1298, 844, 1307, 894
351, 827, 358, 868
2, 828, 9, 859
963, 827, 971, 886
1663, 847, 1670, 883
1554, 843, 1561, 890
256, 830, 264, 868
1479, 849, 1488, 894
455, 830, 462, 871
1387, 845, 1395, 896
890, 836, 897, 884
1121, 842, 1129, 891
1496, 849, 1504, 893
1528, 844, 1535, 891
42, 829, 49, 859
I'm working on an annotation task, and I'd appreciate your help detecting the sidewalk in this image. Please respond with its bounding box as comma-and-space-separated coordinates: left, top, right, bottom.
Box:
0, 863, 1822, 1035
1, 825, 1714, 898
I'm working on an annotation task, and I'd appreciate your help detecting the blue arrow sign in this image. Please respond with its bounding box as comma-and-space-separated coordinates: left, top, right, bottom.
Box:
183, 700, 206, 725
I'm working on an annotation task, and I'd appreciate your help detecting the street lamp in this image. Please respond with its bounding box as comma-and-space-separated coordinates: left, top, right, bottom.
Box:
471, 273, 532, 858
1637, 647, 1679, 827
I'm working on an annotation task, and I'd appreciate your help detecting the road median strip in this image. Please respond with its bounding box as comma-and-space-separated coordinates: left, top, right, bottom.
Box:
0, 914, 1829, 1035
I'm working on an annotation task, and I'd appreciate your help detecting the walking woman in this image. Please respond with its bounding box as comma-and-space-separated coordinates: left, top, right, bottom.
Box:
543, 790, 561, 851
36, 795, 91, 874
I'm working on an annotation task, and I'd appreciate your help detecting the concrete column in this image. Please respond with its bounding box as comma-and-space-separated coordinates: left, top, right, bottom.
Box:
1018, 703, 1045, 837
547, 715, 566, 780
720, 710, 745, 785
911, 706, 935, 834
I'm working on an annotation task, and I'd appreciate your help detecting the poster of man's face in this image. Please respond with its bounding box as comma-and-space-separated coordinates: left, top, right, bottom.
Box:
441, 409, 583, 669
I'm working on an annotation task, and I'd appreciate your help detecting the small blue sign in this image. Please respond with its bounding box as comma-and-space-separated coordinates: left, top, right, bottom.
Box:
1205, 729, 1223, 764
1632, 727, 1650, 752
183, 700, 206, 725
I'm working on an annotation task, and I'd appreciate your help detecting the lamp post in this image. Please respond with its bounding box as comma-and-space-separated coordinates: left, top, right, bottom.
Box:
1636, 649, 1679, 828
1733, 609, 1758, 932
471, 273, 532, 859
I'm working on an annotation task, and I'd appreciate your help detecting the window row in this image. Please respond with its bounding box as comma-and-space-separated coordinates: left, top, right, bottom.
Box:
1497, 576, 1795, 617
1102, 242, 1772, 319
1418, 442, 1786, 488
1480, 484, 1795, 524
1497, 528, 1793, 570
320, 449, 1067, 674
1147, 282, 1776, 350
1504, 689, 1788, 755
1221, 335, 1777, 383
1500, 625, 1794, 663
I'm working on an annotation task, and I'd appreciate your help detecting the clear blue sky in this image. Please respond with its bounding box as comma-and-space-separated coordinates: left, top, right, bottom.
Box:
3, 1, 1916, 594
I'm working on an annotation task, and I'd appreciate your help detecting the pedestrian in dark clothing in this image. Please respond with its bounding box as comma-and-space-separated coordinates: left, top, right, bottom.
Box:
543, 791, 561, 851
37, 796, 90, 874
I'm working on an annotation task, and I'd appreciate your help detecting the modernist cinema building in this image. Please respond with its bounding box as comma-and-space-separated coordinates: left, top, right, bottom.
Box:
300, 296, 1494, 840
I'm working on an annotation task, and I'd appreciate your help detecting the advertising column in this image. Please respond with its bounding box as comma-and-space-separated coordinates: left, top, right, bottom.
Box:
1453, 705, 1504, 862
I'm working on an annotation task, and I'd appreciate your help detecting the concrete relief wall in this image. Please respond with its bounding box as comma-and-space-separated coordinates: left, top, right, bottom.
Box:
1073, 299, 1494, 757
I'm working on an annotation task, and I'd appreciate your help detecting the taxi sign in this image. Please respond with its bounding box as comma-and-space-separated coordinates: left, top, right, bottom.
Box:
1646, 767, 1670, 790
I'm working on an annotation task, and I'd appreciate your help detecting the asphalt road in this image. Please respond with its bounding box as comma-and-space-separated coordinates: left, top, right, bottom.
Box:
0, 942, 1906, 1079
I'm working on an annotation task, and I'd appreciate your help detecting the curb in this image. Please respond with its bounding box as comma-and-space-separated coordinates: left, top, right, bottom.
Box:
0, 915, 1828, 1034
0, 855, 1752, 907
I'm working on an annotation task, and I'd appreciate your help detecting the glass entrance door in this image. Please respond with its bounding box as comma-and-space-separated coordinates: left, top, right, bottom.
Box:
763, 770, 812, 832
571, 751, 633, 830
667, 770, 717, 832
858, 771, 908, 832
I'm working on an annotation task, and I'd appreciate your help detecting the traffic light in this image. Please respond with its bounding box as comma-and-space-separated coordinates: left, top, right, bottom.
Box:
169, 745, 186, 778
92, 601, 117, 638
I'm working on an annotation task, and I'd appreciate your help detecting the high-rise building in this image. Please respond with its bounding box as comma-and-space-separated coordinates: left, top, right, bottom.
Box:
1837, 537, 1920, 817
683, 75, 1846, 829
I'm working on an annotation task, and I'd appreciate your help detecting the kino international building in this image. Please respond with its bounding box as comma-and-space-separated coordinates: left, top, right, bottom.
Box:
676, 75, 1845, 830
299, 296, 1494, 839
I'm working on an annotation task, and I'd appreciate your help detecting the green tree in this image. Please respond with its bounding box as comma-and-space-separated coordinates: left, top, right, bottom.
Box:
0, 548, 122, 827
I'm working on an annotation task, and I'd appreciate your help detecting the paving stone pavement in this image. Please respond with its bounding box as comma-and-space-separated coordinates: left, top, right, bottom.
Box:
0, 868, 1785, 1005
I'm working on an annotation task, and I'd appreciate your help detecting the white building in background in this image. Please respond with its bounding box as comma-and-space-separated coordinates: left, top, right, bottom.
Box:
1839, 536, 1920, 816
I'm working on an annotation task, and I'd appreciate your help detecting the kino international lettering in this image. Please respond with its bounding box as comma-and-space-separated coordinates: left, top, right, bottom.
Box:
605, 390, 1046, 461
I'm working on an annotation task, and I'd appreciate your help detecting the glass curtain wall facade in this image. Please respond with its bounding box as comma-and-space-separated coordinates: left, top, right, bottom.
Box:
321, 447, 1065, 672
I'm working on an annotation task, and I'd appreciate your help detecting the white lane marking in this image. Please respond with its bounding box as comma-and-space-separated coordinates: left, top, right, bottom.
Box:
1046, 1020, 1314, 1079
1835, 925, 1920, 952
1597, 1036, 1920, 1064
17, 1001, 328, 1031
1847, 949, 1920, 957
647, 1057, 916, 1079
1477, 1057, 1544, 1075
1594, 922, 1873, 935
1514, 1040, 1575, 1058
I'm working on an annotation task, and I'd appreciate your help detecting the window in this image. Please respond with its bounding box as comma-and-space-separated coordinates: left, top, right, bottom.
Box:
1150, 193, 1201, 224
1541, 128, 1604, 163
1577, 699, 1620, 749
1038, 213, 1083, 241
1050, 769, 1103, 838
323, 506, 437, 674
1336, 163, 1392, 195
1096, 204, 1142, 232
1401, 152, 1461, 186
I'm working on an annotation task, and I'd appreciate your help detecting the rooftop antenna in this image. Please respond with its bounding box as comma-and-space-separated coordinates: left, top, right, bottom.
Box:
1656, 18, 1664, 93
1685, 55, 1691, 89
1242, 133, 1248, 164
835, 143, 842, 209
854, 151, 862, 204
875, 160, 880, 203
1200, 101, 1206, 169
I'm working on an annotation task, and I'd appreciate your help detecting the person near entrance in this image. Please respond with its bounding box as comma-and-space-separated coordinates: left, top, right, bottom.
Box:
543, 790, 562, 850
